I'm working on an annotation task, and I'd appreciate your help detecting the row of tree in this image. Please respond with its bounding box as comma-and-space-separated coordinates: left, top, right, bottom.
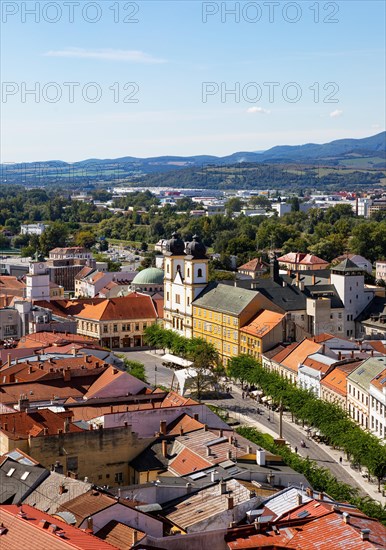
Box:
237, 427, 386, 525
228, 355, 386, 492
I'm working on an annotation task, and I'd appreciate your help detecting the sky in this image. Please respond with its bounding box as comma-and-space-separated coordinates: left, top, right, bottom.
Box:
1, 0, 385, 162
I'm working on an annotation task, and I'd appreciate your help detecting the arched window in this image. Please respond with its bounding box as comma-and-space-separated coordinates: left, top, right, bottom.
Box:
187, 268, 190, 277
198, 268, 202, 277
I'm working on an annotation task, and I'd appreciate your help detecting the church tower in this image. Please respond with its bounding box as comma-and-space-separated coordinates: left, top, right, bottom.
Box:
163, 233, 208, 338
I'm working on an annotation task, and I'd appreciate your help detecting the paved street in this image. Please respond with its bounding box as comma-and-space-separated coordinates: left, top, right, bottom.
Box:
123, 349, 385, 504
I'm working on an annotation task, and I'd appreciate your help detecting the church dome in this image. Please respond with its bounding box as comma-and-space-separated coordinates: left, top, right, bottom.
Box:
132, 267, 164, 285
165, 232, 185, 255
186, 235, 207, 259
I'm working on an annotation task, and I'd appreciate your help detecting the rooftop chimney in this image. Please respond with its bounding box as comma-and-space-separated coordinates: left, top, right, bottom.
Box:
342, 512, 350, 524
179, 425, 184, 436
306, 487, 313, 498
297, 493, 302, 505
206, 447, 212, 457
161, 439, 168, 458
160, 420, 167, 435
360, 529, 370, 541
227, 496, 234, 510
220, 480, 227, 495
86, 517, 94, 534
211, 470, 219, 483
58, 484, 65, 495
256, 448, 266, 466
227, 449, 232, 460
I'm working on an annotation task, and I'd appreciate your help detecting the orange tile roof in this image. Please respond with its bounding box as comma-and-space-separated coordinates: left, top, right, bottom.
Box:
0, 504, 118, 549
35, 293, 158, 321
238, 258, 268, 272
162, 391, 198, 407
281, 339, 322, 373
270, 342, 300, 364
84, 366, 126, 398
299, 253, 328, 265
75, 266, 95, 280
58, 490, 116, 526
0, 275, 26, 293
371, 368, 386, 391
321, 364, 361, 397
16, 332, 98, 350
241, 310, 284, 338
303, 357, 333, 374
368, 340, 386, 354
167, 413, 205, 435
169, 447, 212, 476
96, 521, 145, 549
277, 252, 306, 264
0, 375, 100, 405
0, 409, 83, 440
288, 509, 386, 549
313, 333, 335, 343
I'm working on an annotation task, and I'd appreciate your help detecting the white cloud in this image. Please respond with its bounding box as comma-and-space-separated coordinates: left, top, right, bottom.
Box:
44, 48, 166, 63
329, 109, 343, 118
246, 107, 271, 115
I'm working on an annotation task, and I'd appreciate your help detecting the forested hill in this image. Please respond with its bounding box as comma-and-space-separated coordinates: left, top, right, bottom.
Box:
1, 132, 384, 188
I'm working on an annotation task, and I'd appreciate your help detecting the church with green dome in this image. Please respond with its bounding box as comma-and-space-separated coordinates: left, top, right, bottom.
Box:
131, 267, 164, 293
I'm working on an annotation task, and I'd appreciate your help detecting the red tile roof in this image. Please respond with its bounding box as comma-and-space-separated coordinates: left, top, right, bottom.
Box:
0, 355, 107, 383
0, 409, 83, 440
0, 504, 118, 549
169, 447, 212, 476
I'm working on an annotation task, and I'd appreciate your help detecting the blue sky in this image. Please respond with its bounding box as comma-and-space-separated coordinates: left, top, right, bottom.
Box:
1, 0, 385, 162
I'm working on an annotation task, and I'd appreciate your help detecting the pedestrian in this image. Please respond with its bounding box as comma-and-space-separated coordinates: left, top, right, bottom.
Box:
295, 446, 298, 453
242, 391, 245, 399
339, 456, 343, 464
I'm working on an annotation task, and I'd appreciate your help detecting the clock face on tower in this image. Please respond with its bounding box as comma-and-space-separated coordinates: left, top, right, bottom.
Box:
39, 263, 44, 269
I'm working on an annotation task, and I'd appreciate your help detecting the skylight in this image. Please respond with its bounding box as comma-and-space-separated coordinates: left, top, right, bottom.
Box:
6, 468, 15, 477
21, 471, 30, 480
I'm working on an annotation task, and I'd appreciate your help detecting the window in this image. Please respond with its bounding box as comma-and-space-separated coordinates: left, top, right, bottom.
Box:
187, 297, 190, 306
167, 292, 170, 300
167, 264, 170, 273
115, 472, 123, 483
113, 324, 118, 332
67, 456, 78, 472
197, 268, 202, 277
6, 468, 15, 477
103, 325, 108, 333
187, 268, 190, 277
21, 471, 30, 481
135, 323, 139, 331
175, 294, 181, 304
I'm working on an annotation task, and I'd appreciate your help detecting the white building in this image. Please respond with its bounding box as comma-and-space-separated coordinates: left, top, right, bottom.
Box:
20, 223, 46, 235
347, 356, 386, 431
330, 258, 374, 338
376, 261, 386, 282
272, 202, 291, 217
25, 262, 50, 302
163, 233, 208, 338
370, 368, 386, 439
49, 247, 93, 261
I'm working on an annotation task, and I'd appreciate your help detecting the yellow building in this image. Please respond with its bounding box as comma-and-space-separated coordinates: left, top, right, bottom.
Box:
192, 283, 269, 365
240, 310, 285, 360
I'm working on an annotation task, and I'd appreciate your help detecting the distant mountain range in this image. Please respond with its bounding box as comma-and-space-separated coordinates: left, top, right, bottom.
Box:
1, 132, 385, 185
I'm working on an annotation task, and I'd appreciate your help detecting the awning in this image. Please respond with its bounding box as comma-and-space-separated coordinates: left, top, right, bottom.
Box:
161, 353, 193, 368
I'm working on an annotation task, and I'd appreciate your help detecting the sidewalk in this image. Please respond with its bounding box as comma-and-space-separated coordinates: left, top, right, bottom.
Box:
230, 383, 386, 505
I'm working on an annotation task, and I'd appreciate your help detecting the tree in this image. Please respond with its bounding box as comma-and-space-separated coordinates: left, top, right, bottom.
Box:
225, 197, 243, 214
75, 230, 96, 249
39, 222, 69, 255
119, 357, 148, 383
228, 355, 258, 385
